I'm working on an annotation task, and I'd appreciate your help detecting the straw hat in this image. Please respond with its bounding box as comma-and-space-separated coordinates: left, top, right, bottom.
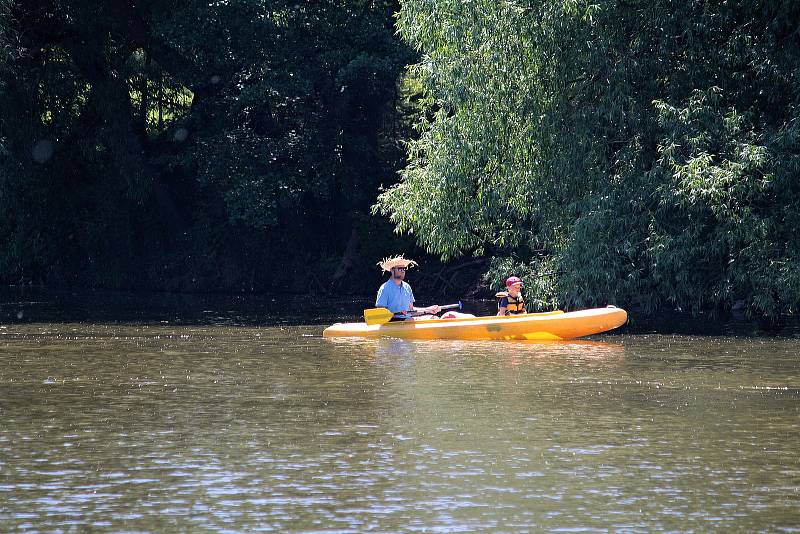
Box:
378, 254, 418, 272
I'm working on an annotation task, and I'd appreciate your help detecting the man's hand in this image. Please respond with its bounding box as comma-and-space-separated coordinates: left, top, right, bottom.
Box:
426, 305, 441, 314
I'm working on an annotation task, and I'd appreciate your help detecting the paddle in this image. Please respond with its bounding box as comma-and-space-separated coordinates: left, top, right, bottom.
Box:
364, 301, 463, 325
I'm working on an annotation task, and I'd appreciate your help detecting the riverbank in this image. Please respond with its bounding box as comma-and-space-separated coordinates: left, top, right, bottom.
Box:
2, 288, 798, 337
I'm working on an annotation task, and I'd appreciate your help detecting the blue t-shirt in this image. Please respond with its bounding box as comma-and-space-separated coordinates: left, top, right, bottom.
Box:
376, 280, 415, 319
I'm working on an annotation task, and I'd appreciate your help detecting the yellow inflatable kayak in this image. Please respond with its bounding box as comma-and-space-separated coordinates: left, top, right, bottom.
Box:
323, 307, 627, 340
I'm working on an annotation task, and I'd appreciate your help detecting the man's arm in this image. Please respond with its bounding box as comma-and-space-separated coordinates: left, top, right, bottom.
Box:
411, 304, 441, 314
376, 285, 388, 307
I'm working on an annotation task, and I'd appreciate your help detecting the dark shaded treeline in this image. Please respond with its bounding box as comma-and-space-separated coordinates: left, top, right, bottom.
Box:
0, 0, 470, 295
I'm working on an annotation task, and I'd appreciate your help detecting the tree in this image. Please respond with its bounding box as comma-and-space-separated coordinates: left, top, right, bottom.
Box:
0, 0, 416, 291
376, 0, 800, 317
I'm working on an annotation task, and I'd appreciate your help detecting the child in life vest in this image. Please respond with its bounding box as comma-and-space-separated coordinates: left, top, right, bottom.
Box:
496, 276, 526, 316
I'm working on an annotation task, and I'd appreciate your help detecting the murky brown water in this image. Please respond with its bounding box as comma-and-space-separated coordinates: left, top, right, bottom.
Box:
1, 319, 799, 531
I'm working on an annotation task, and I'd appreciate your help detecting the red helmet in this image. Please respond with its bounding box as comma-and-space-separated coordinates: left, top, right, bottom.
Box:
505, 276, 523, 288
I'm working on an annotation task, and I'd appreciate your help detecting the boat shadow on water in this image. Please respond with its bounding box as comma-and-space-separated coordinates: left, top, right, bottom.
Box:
325, 336, 626, 368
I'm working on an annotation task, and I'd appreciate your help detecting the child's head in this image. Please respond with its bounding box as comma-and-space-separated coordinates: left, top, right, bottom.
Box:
505, 276, 523, 294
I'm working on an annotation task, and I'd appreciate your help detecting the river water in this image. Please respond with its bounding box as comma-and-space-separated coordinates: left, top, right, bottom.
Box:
1, 292, 799, 531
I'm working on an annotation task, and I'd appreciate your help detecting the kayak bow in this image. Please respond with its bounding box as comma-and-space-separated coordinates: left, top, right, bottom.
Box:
323, 307, 627, 341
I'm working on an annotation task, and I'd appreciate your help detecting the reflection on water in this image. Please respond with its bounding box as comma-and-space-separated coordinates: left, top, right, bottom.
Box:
329, 337, 627, 367
1, 321, 799, 531
0, 288, 372, 326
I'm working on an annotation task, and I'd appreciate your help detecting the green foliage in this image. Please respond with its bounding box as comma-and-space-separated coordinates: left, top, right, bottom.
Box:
378, 0, 800, 317
0, 0, 416, 291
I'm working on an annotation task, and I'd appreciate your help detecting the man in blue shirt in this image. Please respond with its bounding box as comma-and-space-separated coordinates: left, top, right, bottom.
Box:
376, 255, 440, 320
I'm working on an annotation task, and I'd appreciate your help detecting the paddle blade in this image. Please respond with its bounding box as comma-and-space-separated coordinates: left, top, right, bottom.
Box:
364, 307, 395, 325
